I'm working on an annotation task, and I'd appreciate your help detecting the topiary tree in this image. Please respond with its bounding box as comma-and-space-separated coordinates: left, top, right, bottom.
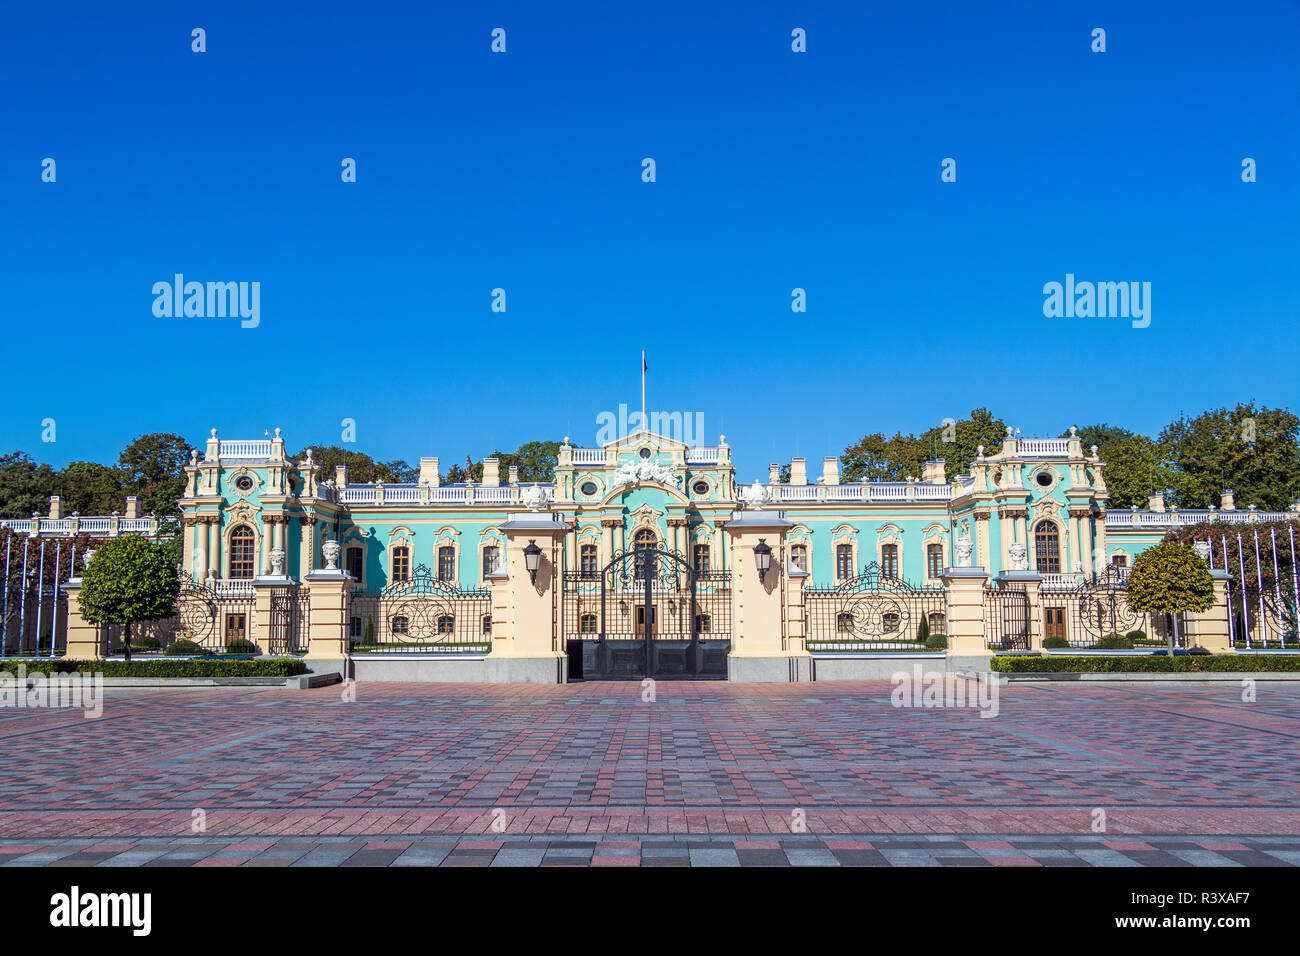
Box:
78, 535, 180, 661
1125, 541, 1215, 656
916, 616, 930, 645
363, 614, 375, 647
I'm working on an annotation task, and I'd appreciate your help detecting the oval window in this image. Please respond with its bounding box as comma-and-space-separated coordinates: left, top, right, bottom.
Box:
1036, 472, 1053, 487
692, 481, 709, 495
639, 448, 652, 459
580, 481, 598, 496
234, 475, 254, 492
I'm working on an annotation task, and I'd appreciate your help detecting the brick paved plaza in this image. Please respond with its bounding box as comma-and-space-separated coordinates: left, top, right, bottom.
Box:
3, 680, 1299, 867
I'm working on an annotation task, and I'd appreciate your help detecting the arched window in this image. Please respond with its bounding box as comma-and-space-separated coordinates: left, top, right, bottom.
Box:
882, 613, 900, 633
580, 544, 598, 576
391, 615, 409, 635
928, 612, 946, 634
1034, 522, 1061, 574
437, 615, 455, 635
693, 544, 710, 574
229, 526, 255, 579
836, 612, 854, 632
926, 543, 944, 579
482, 615, 492, 636
437, 546, 455, 582
836, 544, 853, 580
881, 544, 898, 578
633, 529, 657, 577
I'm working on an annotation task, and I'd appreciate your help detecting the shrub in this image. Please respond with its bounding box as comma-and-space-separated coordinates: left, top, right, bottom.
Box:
1125, 630, 1147, 642
924, 632, 947, 650
134, 636, 161, 651
916, 617, 930, 645
1043, 635, 1070, 649
1096, 634, 1135, 650
0, 659, 307, 677
77, 535, 180, 662
224, 638, 259, 656
165, 639, 205, 656
991, 655, 1300, 673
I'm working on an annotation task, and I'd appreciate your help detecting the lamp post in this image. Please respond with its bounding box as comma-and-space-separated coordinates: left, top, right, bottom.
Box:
754, 538, 773, 584
523, 539, 542, 585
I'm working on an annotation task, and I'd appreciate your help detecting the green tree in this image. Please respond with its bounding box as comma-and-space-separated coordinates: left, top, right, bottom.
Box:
0, 452, 58, 519
1097, 435, 1175, 509
495, 440, 561, 482
118, 432, 190, 517
840, 432, 916, 482
296, 445, 403, 484
912, 408, 1007, 480
1159, 403, 1300, 510
1126, 541, 1215, 654
78, 535, 180, 661
1069, 423, 1138, 450
57, 461, 128, 516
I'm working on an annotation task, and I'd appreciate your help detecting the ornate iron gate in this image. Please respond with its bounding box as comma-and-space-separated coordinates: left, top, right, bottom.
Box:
1039, 569, 1170, 648
269, 586, 310, 654
165, 573, 256, 653
806, 562, 946, 649
984, 584, 1030, 650
349, 564, 491, 654
563, 545, 731, 680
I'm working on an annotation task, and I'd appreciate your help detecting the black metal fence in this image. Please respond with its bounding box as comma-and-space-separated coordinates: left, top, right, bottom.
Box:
269, 586, 310, 654
984, 584, 1029, 650
349, 564, 491, 653
1036, 571, 1181, 648
806, 562, 946, 650
0, 536, 83, 658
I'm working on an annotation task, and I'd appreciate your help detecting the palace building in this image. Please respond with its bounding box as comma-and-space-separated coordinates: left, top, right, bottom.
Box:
6, 420, 1296, 682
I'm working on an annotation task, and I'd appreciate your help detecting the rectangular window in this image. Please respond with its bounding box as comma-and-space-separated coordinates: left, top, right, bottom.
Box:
926, 544, 944, 579
391, 546, 410, 583
836, 544, 853, 580
437, 546, 455, 582
881, 544, 898, 578
346, 546, 363, 582
580, 544, 598, 576
482, 546, 500, 579
1111, 554, 1127, 567
693, 544, 710, 574
790, 545, 807, 572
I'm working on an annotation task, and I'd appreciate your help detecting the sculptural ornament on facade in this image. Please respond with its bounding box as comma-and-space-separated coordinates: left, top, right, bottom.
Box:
955, 536, 973, 568
519, 485, 548, 512
321, 539, 341, 571
609, 459, 676, 490
1008, 541, 1028, 571
739, 482, 769, 511
269, 548, 286, 576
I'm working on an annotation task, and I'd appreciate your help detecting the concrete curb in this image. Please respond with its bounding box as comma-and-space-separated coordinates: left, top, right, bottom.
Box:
16, 672, 342, 689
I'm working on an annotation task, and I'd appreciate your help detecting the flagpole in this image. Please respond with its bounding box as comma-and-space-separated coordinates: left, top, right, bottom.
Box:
641, 349, 646, 434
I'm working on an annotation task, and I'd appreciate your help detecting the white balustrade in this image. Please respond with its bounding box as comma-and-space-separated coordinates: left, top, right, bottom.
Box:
684, 447, 720, 465
217, 440, 274, 459
571, 449, 605, 465
1018, 439, 1070, 456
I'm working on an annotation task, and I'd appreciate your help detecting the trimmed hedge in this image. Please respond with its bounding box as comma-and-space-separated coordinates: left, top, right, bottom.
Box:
0, 659, 307, 677
991, 655, 1300, 673
1096, 634, 1134, 650
1043, 635, 1070, 649
165, 639, 205, 656
924, 633, 948, 650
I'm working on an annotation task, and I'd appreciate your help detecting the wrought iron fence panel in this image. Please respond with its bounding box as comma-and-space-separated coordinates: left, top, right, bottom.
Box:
984, 584, 1030, 650
269, 586, 310, 655
1038, 575, 1181, 648
1228, 579, 1298, 649
806, 562, 946, 650
349, 563, 491, 653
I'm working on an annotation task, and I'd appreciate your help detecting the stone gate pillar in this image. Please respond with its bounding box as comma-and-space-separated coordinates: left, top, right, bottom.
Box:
493, 512, 570, 683
941, 567, 991, 669
724, 510, 808, 682
61, 579, 102, 660
1185, 569, 1233, 653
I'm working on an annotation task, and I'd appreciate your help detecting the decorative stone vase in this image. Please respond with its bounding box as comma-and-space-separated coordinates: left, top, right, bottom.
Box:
955, 537, 973, 568
520, 486, 547, 512
269, 548, 286, 576
321, 539, 341, 571
1192, 540, 1211, 563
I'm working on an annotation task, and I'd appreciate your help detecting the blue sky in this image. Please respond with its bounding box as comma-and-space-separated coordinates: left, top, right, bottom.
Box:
2, 0, 1297, 482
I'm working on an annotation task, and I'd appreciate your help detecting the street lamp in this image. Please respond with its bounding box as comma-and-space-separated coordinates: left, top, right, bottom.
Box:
523, 539, 542, 585
754, 538, 773, 583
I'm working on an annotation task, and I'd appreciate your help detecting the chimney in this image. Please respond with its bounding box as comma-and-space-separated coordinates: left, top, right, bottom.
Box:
790, 458, 807, 486
508, 465, 519, 486
124, 496, 141, 519
335, 464, 349, 488
419, 457, 439, 487
821, 457, 839, 485
48, 496, 62, 519
482, 457, 500, 487
1147, 492, 1166, 513
1219, 489, 1236, 511
922, 459, 947, 484
769, 463, 780, 484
